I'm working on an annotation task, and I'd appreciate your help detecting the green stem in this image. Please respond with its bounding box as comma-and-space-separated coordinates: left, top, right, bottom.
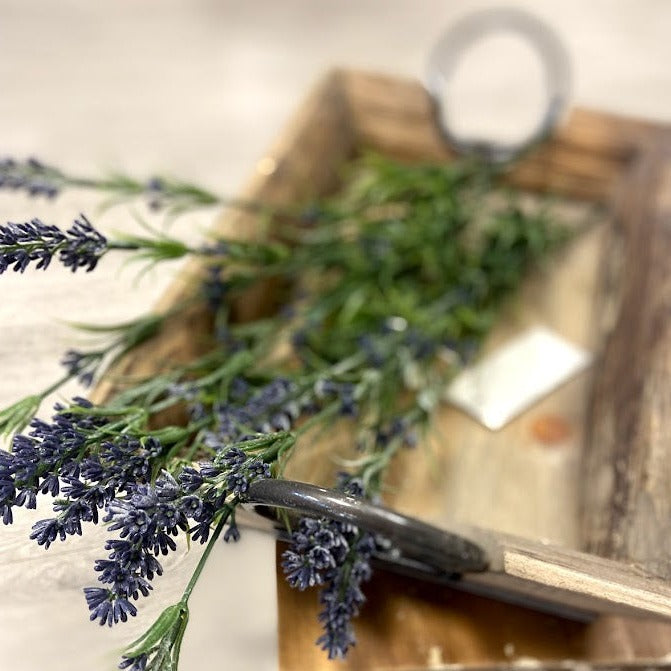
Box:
56, 167, 307, 221
183, 427, 216, 462
295, 401, 340, 437
359, 405, 427, 490
40, 373, 76, 398
181, 507, 231, 603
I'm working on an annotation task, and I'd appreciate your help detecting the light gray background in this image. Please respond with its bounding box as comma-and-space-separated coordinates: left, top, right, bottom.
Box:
0, 2, 669, 670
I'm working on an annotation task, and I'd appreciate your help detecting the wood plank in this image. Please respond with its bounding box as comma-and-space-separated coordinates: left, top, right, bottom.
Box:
581, 145, 671, 659
341, 70, 671, 202
462, 531, 671, 621
583, 152, 671, 573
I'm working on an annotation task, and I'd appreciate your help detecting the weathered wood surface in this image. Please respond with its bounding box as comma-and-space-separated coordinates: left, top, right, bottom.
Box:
464, 531, 671, 620
583, 152, 671, 573
580, 135, 671, 658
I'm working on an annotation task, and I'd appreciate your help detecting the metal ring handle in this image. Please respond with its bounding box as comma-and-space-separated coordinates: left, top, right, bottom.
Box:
247, 478, 488, 575
426, 7, 571, 162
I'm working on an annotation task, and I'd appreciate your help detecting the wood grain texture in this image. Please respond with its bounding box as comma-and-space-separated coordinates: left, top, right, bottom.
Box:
583, 153, 671, 574
391, 214, 606, 547
580, 139, 671, 659
339, 70, 651, 200
464, 532, 671, 621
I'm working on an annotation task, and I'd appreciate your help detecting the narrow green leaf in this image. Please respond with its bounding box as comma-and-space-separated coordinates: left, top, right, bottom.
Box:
123, 603, 184, 657
0, 395, 41, 439
169, 604, 190, 669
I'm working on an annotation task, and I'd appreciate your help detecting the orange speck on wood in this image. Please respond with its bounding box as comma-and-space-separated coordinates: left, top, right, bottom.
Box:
531, 415, 572, 445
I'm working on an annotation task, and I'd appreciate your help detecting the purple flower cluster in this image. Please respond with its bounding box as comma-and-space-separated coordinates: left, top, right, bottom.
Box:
0, 214, 107, 274
201, 265, 229, 311
0, 398, 107, 526
173, 369, 358, 454
375, 416, 418, 449
145, 177, 166, 211
313, 379, 357, 417
84, 473, 185, 627
28, 432, 163, 551
402, 328, 438, 361
281, 477, 375, 659
206, 378, 301, 447
175, 451, 253, 546
118, 652, 148, 671
60, 349, 104, 387
361, 326, 441, 368
282, 517, 350, 591
317, 532, 375, 659
84, 448, 271, 627
0, 157, 60, 198
143, 176, 218, 212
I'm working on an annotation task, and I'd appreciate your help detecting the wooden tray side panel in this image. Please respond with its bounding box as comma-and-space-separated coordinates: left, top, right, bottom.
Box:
580, 151, 671, 659
583, 152, 671, 575
339, 70, 671, 203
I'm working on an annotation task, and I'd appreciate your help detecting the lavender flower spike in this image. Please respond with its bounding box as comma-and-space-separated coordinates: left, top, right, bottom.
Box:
0, 214, 107, 274
0, 157, 61, 198
282, 476, 377, 659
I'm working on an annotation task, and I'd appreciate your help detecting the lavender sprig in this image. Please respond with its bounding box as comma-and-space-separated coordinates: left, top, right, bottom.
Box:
0, 398, 107, 525
0, 157, 62, 198
0, 152, 575, 668
0, 211, 286, 280
0, 156, 248, 217
59, 311, 164, 388
0, 215, 106, 273
0, 389, 275, 637
118, 508, 230, 671
81, 449, 273, 671
281, 477, 377, 659
0, 214, 209, 276
0, 313, 169, 441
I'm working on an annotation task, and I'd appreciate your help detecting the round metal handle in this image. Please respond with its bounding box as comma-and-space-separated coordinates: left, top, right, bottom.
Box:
247, 478, 489, 575
425, 8, 571, 162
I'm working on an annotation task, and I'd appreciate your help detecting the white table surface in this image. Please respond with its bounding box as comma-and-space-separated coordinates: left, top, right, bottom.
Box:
0, 2, 670, 670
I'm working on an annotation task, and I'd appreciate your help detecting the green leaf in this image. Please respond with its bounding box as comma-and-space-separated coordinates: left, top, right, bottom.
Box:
63, 313, 160, 335
62, 403, 144, 418
123, 603, 186, 658
190, 349, 254, 390
0, 395, 41, 439
169, 600, 190, 668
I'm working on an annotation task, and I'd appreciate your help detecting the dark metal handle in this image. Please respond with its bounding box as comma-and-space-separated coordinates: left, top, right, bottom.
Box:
247, 478, 489, 575
425, 7, 571, 162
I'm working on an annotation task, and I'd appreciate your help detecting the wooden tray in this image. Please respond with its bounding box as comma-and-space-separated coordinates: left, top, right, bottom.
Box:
104, 69, 671, 669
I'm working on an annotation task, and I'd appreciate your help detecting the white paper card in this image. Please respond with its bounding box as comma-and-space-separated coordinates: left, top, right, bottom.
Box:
445, 326, 592, 430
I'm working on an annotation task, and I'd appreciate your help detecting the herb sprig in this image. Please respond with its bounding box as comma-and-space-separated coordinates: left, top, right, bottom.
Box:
0, 153, 573, 667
